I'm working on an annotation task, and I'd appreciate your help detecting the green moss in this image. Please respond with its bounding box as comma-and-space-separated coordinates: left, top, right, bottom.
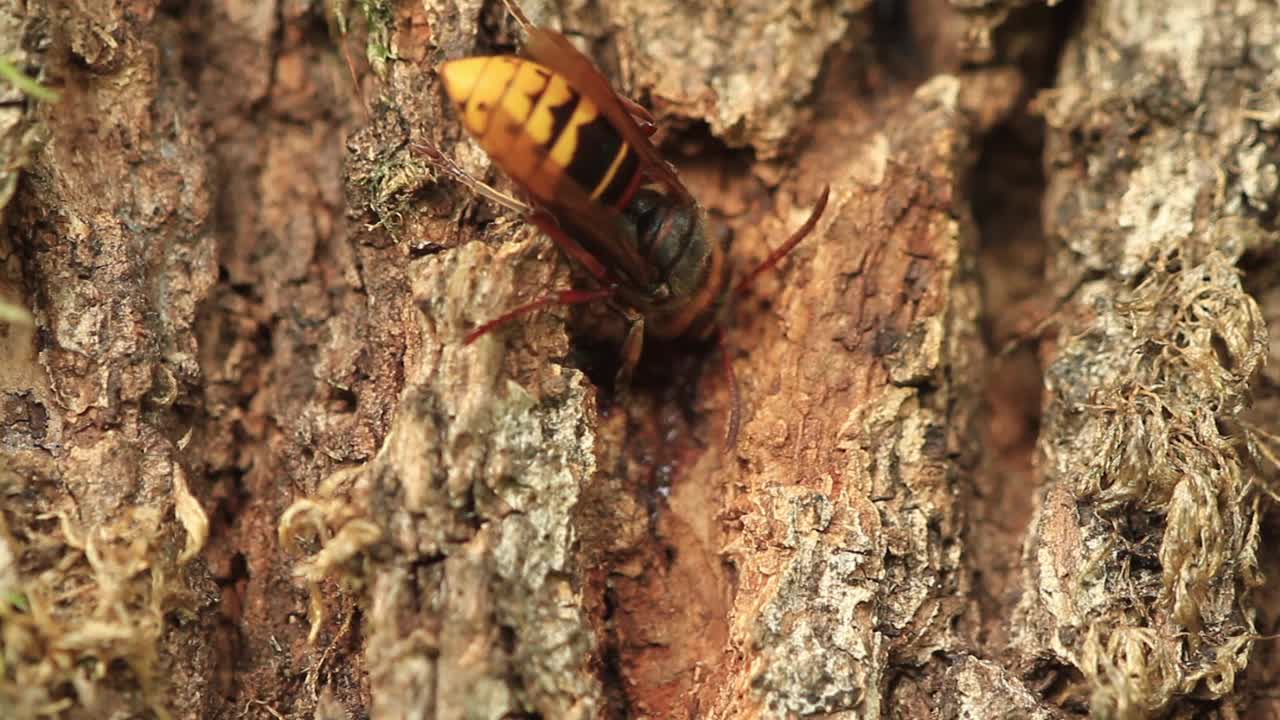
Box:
357, 0, 398, 72
0, 57, 59, 103
0, 300, 32, 326
1, 591, 27, 612
327, 0, 397, 76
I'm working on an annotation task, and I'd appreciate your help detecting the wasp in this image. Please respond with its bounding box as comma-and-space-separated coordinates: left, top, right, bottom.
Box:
422, 2, 828, 445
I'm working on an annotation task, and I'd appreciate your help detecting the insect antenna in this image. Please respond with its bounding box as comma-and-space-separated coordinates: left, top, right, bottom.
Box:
734, 186, 830, 296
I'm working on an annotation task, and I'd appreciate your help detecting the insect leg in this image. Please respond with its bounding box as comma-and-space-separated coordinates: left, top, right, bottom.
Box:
718, 334, 741, 450
617, 94, 658, 136
526, 211, 610, 283
734, 185, 831, 296
414, 141, 532, 215
464, 287, 614, 345
614, 307, 645, 396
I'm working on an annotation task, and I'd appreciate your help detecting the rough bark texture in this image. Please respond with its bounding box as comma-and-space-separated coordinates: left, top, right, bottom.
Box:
1, 0, 1277, 719
1017, 2, 1276, 717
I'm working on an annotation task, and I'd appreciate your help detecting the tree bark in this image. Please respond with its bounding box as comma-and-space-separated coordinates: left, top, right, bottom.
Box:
1, 1, 1277, 719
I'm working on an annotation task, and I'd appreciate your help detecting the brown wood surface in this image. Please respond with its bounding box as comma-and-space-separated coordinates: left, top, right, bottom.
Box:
1, 1, 1277, 719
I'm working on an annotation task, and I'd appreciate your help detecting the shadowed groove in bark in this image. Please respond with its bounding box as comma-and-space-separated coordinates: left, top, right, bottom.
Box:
965, 0, 1081, 676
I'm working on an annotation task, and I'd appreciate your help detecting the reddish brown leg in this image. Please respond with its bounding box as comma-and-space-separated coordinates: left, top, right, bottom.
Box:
526, 212, 610, 282
413, 142, 532, 215
615, 308, 645, 396
734, 186, 831, 296
413, 143, 611, 284
464, 288, 614, 345
716, 187, 829, 450
618, 94, 658, 136
718, 335, 742, 451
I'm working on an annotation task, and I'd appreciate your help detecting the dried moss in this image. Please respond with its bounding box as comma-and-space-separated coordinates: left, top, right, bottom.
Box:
1023, 1, 1279, 714
0, 452, 207, 720
1029, 255, 1266, 716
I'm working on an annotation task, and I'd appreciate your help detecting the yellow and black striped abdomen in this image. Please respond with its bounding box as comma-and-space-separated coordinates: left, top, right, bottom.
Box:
439, 56, 640, 209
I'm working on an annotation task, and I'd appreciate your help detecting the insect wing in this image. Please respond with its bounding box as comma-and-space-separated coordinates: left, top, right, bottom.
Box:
521, 27, 692, 202
543, 168, 657, 289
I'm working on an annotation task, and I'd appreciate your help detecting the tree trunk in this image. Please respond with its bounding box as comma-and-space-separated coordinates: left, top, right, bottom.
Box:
1, 1, 1276, 719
